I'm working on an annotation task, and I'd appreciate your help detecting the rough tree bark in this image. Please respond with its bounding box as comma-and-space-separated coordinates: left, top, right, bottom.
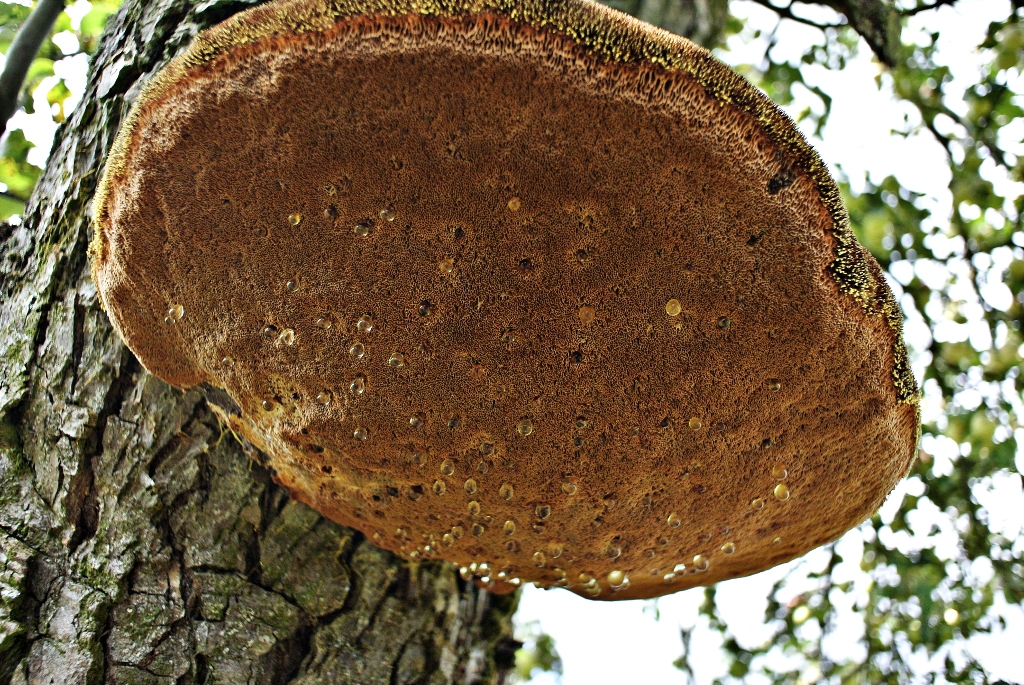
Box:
0, 0, 733, 682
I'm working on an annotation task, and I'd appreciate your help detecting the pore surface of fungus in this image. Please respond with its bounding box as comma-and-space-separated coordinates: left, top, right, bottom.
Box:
92, 0, 920, 599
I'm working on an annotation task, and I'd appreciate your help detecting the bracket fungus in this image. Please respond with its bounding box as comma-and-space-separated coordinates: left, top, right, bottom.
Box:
91, 0, 920, 600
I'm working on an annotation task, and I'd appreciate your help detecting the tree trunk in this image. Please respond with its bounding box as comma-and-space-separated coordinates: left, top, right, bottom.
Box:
0, 1, 519, 683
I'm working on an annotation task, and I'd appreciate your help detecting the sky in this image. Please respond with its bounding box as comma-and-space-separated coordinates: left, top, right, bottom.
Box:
2, 0, 1023, 682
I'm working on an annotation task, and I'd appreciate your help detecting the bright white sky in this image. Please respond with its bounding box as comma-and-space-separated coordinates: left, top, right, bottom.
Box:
3, 0, 1022, 682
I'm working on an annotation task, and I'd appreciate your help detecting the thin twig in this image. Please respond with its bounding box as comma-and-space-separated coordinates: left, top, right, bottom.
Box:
0, 0, 67, 134
934, 101, 1008, 167
747, 0, 845, 30
900, 0, 957, 16
0, 189, 28, 203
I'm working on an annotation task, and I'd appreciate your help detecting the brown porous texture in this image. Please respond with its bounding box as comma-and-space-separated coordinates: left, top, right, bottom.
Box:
91, 0, 920, 600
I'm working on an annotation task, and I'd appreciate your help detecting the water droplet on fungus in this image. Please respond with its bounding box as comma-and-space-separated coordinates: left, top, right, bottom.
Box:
517, 419, 534, 436
774, 483, 790, 500
693, 554, 709, 570
688, 417, 702, 430
772, 465, 788, 480
388, 352, 405, 368
286, 279, 299, 292
357, 315, 374, 332
561, 482, 577, 496
722, 542, 736, 554
409, 414, 424, 428
479, 442, 495, 455
663, 573, 676, 584
673, 563, 686, 574
380, 208, 396, 222
766, 378, 782, 392
354, 222, 371, 236
499, 483, 514, 500
439, 258, 454, 274
442, 533, 453, 546
349, 342, 365, 358
578, 306, 596, 324
533, 551, 546, 567
717, 316, 731, 329
472, 523, 485, 536
262, 399, 274, 411
507, 196, 521, 211
440, 459, 455, 476
464, 478, 478, 495
316, 390, 332, 405
665, 299, 682, 316
667, 513, 681, 528
353, 427, 368, 441
349, 375, 366, 395
315, 316, 333, 329
467, 500, 481, 516
165, 304, 184, 324
433, 480, 446, 495
535, 505, 551, 520
751, 497, 765, 510
504, 520, 516, 535
773, 536, 783, 545
278, 328, 296, 345
288, 213, 302, 226
451, 525, 464, 540
607, 570, 625, 587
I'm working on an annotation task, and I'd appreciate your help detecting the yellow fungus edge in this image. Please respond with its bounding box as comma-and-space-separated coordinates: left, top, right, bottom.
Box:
90, 0, 919, 406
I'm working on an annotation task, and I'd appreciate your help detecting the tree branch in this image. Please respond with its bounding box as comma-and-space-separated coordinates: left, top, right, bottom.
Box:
0, 0, 66, 134
747, 0, 845, 30
749, 0, 903, 67
0, 190, 28, 203
900, 0, 957, 16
